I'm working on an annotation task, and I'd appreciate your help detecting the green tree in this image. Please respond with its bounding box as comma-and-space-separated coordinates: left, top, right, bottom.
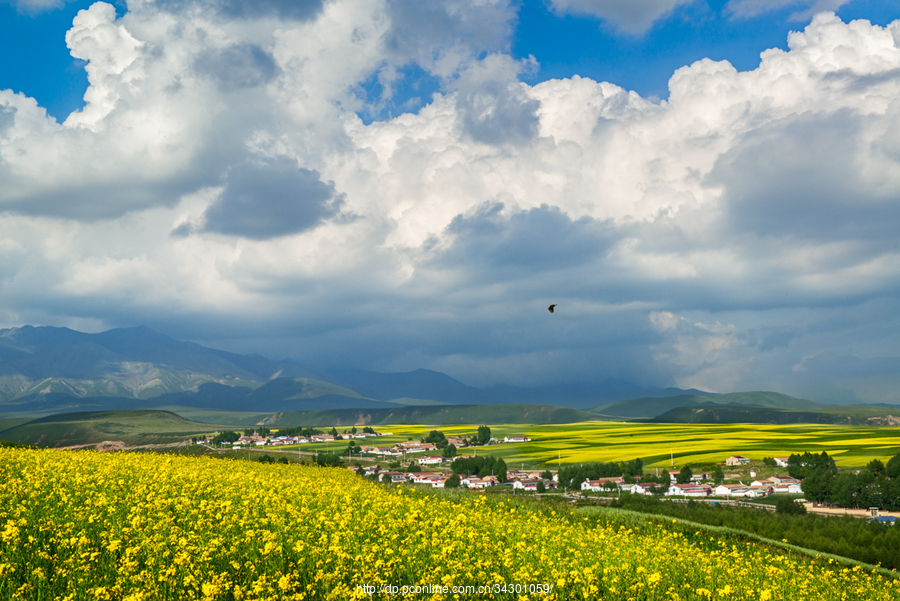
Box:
476, 426, 492, 445
801, 468, 834, 504
868, 459, 885, 476
830, 472, 861, 508
314, 452, 342, 467
541, 470, 553, 480
496, 458, 507, 483
776, 497, 807, 515
712, 466, 724, 485
536, 480, 546, 493
344, 441, 358, 457
444, 474, 460, 488
423, 430, 448, 448
788, 452, 836, 479
676, 466, 693, 484
442, 444, 457, 458
212, 431, 240, 445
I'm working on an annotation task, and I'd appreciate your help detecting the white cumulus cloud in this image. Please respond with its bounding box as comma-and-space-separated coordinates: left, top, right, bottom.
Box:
0, 3, 898, 398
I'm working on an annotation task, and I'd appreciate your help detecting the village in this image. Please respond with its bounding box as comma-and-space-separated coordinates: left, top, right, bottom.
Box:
196, 430, 803, 500
343, 453, 802, 499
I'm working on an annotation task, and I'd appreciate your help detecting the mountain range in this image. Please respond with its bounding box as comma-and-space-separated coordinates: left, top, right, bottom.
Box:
0, 325, 713, 414
2, 325, 898, 434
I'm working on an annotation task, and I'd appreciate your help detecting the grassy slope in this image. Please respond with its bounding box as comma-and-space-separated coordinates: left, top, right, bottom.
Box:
653, 404, 900, 425
595, 391, 824, 418
262, 404, 598, 427
0, 417, 31, 431
0, 410, 227, 447
407, 421, 900, 469
158, 406, 275, 426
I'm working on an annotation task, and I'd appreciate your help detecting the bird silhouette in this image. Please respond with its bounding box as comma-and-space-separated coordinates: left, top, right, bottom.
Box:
548, 304, 557, 313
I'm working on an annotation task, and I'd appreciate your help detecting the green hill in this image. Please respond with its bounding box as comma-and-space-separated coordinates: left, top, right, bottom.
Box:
652, 404, 900, 425
257, 404, 599, 427
594, 391, 823, 418
0, 410, 223, 448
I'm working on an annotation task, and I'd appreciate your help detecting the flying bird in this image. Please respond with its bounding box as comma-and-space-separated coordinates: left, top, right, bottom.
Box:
548, 304, 557, 313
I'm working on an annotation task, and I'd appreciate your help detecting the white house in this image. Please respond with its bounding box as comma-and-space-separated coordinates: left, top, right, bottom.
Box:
774, 457, 789, 468
503, 435, 532, 443
513, 479, 540, 491
667, 484, 712, 497
752, 477, 801, 494
629, 483, 656, 496
580, 477, 623, 492
714, 484, 751, 497
417, 455, 447, 466
726, 456, 751, 466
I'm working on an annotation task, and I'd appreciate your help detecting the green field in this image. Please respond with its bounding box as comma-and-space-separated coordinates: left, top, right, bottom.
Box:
3, 410, 899, 469
350, 421, 900, 469
0, 410, 227, 447
1, 447, 897, 600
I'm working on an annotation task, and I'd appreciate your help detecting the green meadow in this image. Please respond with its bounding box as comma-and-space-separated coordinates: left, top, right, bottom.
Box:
4, 409, 899, 470
337, 421, 900, 469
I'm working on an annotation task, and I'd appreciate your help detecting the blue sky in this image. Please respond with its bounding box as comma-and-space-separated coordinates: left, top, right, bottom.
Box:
4, 0, 899, 121
0, 0, 899, 403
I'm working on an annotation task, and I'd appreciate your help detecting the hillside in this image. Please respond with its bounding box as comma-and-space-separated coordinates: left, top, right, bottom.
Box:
0, 410, 221, 447
0, 325, 719, 413
253, 404, 599, 427
3, 449, 894, 600
653, 404, 900, 425
595, 391, 824, 418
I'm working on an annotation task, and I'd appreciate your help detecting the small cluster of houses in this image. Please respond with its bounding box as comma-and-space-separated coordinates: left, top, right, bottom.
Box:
726, 455, 789, 468
199, 430, 393, 449
348, 465, 557, 491
359, 441, 439, 457
203, 429, 534, 454
581, 457, 801, 499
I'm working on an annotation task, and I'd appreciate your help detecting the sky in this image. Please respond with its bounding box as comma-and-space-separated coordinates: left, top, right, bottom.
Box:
1, 0, 899, 403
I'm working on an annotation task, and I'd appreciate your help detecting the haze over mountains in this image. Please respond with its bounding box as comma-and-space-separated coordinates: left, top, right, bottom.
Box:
0, 325, 717, 413
2, 325, 890, 425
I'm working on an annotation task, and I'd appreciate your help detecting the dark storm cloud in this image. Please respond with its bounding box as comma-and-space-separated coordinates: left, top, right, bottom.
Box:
798, 351, 900, 378
434, 201, 618, 273
710, 109, 900, 240
155, 0, 324, 20
194, 44, 279, 90
201, 158, 344, 239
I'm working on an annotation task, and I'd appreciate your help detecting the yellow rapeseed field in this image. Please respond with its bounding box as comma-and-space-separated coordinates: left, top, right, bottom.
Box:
0, 447, 897, 600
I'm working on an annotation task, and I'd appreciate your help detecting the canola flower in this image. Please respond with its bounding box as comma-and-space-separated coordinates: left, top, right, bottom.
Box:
0, 447, 898, 600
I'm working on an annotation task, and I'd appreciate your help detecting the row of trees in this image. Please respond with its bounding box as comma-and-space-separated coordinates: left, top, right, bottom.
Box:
450, 456, 507, 482
420, 426, 492, 448
276, 426, 325, 437
210, 431, 240, 445
798, 453, 900, 510
611, 494, 900, 569
557, 459, 644, 490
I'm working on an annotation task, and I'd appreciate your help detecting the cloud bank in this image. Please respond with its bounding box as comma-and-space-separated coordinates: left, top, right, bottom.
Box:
0, 2, 898, 401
